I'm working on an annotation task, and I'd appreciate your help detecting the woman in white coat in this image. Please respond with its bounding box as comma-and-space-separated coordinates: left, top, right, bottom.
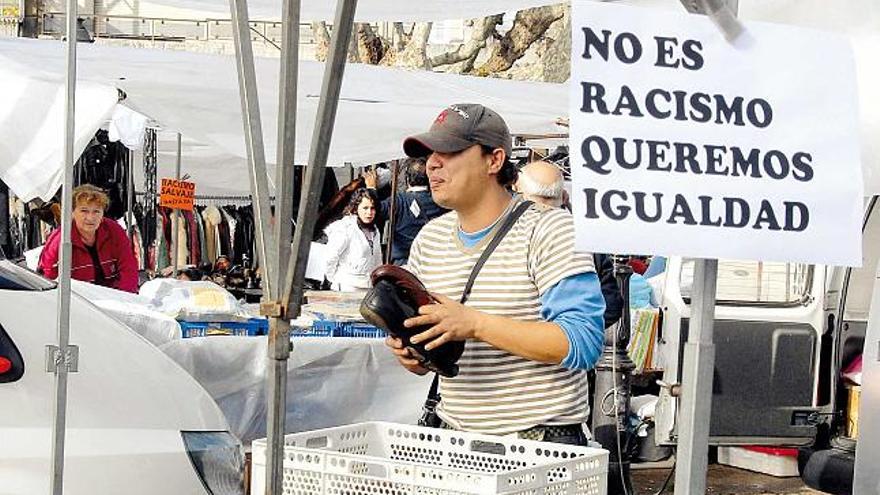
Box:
324, 188, 383, 291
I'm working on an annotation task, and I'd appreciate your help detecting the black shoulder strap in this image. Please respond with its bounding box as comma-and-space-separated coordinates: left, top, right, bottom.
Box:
426, 200, 533, 401
459, 199, 533, 305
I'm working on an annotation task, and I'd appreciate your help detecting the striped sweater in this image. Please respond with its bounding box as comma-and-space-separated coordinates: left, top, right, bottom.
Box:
407, 199, 596, 435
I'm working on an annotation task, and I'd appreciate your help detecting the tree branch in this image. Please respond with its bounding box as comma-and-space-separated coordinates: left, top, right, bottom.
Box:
475, 5, 565, 75
430, 14, 503, 70
310, 21, 330, 61
390, 22, 433, 69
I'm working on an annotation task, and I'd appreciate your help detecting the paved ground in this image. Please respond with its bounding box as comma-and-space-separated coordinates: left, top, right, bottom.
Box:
633, 465, 822, 495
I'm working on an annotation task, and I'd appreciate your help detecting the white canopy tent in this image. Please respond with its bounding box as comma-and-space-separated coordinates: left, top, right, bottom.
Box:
0, 38, 567, 200
1, 0, 876, 201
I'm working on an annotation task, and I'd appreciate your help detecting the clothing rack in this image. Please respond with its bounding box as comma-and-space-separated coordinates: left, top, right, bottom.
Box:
134, 191, 275, 205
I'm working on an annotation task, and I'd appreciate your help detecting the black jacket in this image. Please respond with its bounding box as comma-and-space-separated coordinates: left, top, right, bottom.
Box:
594, 253, 624, 328
378, 188, 448, 265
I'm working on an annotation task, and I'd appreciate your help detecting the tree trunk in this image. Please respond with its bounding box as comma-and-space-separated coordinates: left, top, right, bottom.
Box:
391, 22, 432, 69
392, 22, 408, 51
311, 21, 331, 61
474, 5, 565, 76
430, 14, 502, 72
347, 23, 361, 62
356, 23, 388, 65
539, 6, 571, 83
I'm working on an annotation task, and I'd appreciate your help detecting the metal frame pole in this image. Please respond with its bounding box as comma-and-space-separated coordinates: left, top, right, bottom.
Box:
126, 149, 135, 240
229, 0, 277, 297
262, 0, 301, 492
673, 259, 718, 495
49, 0, 78, 492
264, 7, 359, 490
274, 0, 300, 297
225, 0, 356, 492
172, 132, 182, 277
282, 0, 358, 319
385, 160, 399, 265
672, 4, 736, 493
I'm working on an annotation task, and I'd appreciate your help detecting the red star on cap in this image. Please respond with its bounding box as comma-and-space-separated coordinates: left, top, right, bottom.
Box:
434, 110, 448, 125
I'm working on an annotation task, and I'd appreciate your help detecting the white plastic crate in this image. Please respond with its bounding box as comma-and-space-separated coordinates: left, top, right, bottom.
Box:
251, 421, 608, 495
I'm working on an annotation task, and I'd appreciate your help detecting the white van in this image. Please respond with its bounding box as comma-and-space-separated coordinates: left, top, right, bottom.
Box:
649, 197, 880, 493
0, 260, 244, 494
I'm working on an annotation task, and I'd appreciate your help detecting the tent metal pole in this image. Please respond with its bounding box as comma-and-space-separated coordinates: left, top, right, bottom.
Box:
172, 132, 181, 277
126, 149, 135, 240
229, 0, 277, 300
282, 0, 358, 319
385, 160, 399, 264
261, 1, 358, 490
274, 0, 300, 287
673, 258, 718, 495
261, 0, 301, 492
673, 6, 735, 493
48, 0, 78, 492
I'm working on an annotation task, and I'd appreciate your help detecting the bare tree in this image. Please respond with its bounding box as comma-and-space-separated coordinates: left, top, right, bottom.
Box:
429, 14, 503, 73
387, 22, 432, 69
310, 21, 331, 61
356, 23, 388, 65
474, 5, 566, 76
308, 3, 572, 82
392, 22, 409, 51
538, 7, 571, 83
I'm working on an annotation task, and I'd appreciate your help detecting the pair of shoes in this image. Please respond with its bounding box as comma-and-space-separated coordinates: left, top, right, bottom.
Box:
360, 265, 464, 377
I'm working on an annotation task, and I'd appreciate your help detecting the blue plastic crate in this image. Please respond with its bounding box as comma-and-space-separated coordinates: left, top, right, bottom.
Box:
333, 322, 385, 338
291, 323, 333, 337
302, 319, 385, 338
179, 318, 269, 338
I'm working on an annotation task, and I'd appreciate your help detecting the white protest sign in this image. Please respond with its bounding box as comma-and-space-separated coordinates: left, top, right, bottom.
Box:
569, 1, 863, 266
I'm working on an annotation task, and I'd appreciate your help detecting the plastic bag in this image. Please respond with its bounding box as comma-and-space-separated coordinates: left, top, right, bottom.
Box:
139, 279, 249, 322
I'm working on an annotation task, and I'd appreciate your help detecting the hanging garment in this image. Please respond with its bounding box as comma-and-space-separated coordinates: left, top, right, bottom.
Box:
195, 205, 208, 265
202, 205, 223, 263
220, 206, 237, 261
174, 213, 189, 269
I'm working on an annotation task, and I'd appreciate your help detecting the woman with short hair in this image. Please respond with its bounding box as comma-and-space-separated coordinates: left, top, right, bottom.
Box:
38, 184, 139, 293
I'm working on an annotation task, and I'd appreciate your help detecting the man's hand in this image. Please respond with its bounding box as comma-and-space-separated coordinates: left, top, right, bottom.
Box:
385, 336, 430, 375
406, 293, 485, 350
363, 169, 378, 189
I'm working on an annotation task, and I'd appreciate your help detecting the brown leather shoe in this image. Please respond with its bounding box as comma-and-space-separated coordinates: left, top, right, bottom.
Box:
360, 265, 464, 377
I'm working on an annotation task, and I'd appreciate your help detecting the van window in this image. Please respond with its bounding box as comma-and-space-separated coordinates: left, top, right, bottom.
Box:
680, 259, 812, 305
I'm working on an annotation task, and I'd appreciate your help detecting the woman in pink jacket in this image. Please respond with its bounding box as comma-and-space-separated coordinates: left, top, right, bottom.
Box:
38, 184, 139, 293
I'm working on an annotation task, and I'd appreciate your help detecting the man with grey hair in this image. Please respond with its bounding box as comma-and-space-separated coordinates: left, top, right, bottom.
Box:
517, 160, 623, 329
515, 161, 567, 208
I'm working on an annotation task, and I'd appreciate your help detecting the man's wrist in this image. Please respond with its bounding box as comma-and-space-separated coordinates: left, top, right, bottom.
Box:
472, 311, 491, 341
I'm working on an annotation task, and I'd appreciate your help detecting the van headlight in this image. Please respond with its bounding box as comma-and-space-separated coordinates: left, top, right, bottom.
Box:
181, 431, 245, 495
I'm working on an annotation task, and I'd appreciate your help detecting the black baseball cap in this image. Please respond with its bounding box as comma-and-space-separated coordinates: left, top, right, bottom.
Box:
403, 103, 512, 158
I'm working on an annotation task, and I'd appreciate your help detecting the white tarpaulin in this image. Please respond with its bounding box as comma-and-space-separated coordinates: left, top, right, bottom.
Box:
0, 38, 567, 199
138, 0, 558, 22
570, 1, 863, 266
0, 64, 118, 202
159, 336, 432, 444
1, 0, 875, 200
